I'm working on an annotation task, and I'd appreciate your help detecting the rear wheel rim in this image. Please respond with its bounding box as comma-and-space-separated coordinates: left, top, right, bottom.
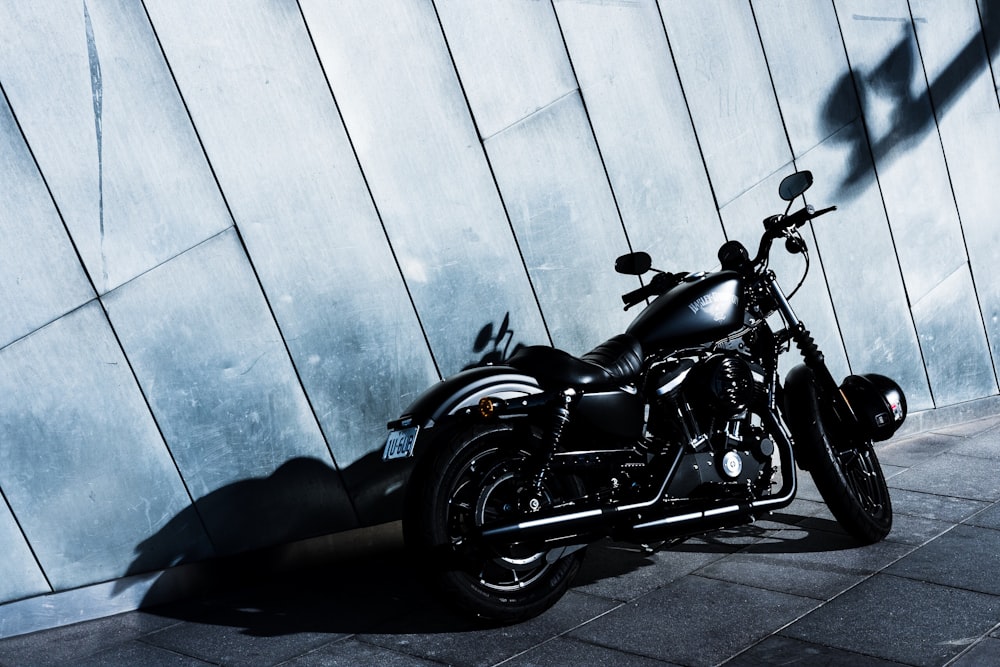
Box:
446, 445, 554, 592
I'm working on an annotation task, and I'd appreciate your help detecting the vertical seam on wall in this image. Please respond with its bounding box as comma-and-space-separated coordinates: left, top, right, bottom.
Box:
907, 0, 1000, 394
548, 2, 636, 259
140, 0, 360, 524
298, 3, 448, 376
830, 0, 936, 405
980, 0, 1000, 110
430, 0, 554, 349
749, 0, 854, 376
0, 72, 159, 584
748, 1, 797, 165
652, 1, 729, 243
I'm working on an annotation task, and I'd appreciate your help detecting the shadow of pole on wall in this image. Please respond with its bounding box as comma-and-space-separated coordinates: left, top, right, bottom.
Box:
824, 3, 998, 196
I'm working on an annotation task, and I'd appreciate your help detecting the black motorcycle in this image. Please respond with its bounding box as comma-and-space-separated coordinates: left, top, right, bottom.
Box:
383, 171, 906, 622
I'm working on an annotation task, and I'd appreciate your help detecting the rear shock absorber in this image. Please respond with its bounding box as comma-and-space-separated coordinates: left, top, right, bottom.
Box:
532, 389, 577, 498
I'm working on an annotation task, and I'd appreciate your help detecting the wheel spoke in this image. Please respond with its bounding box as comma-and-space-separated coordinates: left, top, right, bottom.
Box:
442, 442, 562, 593
837, 447, 884, 514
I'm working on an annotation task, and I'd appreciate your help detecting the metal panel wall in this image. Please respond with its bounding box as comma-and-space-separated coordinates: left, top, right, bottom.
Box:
753, 0, 930, 403
2, 0, 1000, 626
435, 0, 577, 140
0, 86, 93, 606
301, 0, 550, 374
798, 122, 933, 410
718, 171, 852, 382
437, 2, 630, 351
104, 230, 356, 555
751, 0, 862, 159
484, 93, 633, 350
911, 0, 1000, 386
0, 1, 232, 294
140, 0, 439, 492
835, 0, 994, 406
0, 92, 94, 350
553, 0, 726, 275
658, 1, 789, 207
0, 303, 208, 590
0, 495, 48, 604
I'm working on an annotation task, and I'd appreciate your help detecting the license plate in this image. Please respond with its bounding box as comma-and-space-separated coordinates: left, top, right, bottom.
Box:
383, 425, 419, 461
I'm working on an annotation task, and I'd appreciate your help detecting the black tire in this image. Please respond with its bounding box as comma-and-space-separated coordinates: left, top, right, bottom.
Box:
404, 422, 586, 623
790, 374, 892, 543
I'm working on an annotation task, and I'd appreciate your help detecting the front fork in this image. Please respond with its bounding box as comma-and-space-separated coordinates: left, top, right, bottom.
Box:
763, 271, 859, 429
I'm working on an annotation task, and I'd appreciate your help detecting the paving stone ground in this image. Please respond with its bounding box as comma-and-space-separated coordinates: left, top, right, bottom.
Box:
3, 415, 1000, 667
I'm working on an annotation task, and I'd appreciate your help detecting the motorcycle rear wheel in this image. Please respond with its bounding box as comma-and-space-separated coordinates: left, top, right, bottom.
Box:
404, 422, 586, 623
797, 388, 893, 543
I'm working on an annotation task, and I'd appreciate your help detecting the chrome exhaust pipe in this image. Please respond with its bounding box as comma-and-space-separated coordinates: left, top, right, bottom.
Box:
480, 414, 797, 545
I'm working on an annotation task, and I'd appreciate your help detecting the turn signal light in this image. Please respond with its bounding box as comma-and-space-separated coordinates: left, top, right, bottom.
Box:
478, 397, 498, 419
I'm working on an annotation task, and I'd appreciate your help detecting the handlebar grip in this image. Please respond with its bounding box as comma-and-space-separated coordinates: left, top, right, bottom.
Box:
783, 205, 815, 229
622, 284, 654, 308
622, 272, 685, 309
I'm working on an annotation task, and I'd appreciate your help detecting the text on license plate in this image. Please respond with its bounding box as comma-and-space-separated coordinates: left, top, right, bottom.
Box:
383, 426, 419, 460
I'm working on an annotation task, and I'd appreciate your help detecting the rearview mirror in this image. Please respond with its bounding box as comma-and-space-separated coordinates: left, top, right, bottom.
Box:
778, 170, 813, 201
615, 252, 652, 275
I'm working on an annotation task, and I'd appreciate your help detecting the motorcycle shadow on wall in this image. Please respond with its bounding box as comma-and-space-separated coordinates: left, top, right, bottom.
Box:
341, 310, 527, 527
113, 313, 529, 635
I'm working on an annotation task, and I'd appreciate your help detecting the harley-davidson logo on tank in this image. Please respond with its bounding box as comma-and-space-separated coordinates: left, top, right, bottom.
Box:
688, 290, 741, 322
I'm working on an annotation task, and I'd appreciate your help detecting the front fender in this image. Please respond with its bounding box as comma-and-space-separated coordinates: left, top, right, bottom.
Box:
389, 364, 542, 433
782, 364, 823, 471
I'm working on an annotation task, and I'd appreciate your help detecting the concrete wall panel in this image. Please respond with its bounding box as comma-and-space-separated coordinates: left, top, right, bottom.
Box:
103, 230, 357, 554
0, 303, 209, 590
0, 0, 231, 294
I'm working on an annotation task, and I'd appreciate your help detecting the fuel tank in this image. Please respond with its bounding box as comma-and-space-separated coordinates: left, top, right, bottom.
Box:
626, 270, 744, 351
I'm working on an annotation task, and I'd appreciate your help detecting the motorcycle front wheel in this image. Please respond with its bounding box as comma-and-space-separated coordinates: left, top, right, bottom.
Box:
404, 422, 586, 623
793, 382, 893, 543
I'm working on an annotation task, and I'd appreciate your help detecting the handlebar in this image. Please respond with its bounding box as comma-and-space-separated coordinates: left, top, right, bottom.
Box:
620, 203, 836, 310
622, 271, 684, 310
767, 204, 837, 233
752, 204, 836, 265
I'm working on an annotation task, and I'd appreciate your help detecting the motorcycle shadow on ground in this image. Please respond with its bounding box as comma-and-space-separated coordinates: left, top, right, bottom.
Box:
141, 509, 857, 638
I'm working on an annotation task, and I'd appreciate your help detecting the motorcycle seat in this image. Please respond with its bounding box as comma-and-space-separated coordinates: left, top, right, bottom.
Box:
507, 334, 642, 389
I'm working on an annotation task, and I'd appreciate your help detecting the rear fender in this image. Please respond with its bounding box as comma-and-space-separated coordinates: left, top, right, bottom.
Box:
387, 365, 543, 455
